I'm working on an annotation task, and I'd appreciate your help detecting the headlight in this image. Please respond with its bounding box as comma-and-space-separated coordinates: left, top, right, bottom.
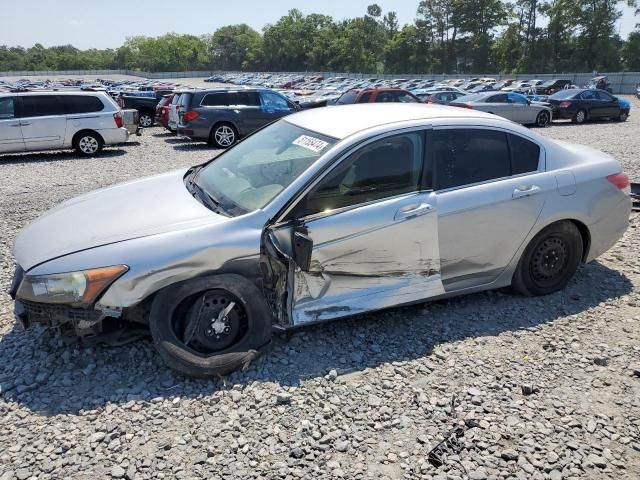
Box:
17, 265, 128, 307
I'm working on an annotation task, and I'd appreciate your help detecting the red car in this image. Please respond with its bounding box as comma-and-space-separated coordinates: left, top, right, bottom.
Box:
335, 88, 420, 105
155, 94, 173, 130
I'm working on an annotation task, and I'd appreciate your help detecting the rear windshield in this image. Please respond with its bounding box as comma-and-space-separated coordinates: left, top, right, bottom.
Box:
549, 90, 579, 100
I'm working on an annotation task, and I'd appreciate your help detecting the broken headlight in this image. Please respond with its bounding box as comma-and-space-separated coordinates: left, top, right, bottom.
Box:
17, 265, 128, 307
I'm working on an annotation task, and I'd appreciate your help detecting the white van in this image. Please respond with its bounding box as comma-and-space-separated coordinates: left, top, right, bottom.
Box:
0, 91, 129, 156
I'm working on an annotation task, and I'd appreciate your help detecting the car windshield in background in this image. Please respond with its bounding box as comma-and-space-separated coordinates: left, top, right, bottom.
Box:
550, 90, 579, 99
195, 121, 336, 214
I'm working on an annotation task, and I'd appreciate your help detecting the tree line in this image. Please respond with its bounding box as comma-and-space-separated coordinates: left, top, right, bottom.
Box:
1, 1, 640, 74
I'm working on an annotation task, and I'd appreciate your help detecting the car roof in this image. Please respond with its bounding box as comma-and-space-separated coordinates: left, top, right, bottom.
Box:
285, 103, 508, 139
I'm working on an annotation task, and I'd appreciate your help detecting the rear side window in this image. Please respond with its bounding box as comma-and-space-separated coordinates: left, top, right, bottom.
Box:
260, 91, 290, 111
201, 92, 229, 106
20, 95, 65, 117
0, 97, 15, 118
433, 129, 510, 190
61, 95, 104, 114
509, 134, 540, 174
596, 91, 614, 101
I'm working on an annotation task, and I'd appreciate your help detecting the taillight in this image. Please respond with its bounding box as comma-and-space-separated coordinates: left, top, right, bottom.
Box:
559, 101, 572, 108
113, 112, 123, 128
606, 172, 630, 192
182, 111, 199, 123
426, 95, 435, 104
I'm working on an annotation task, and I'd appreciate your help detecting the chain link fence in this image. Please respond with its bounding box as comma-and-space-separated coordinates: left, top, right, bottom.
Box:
1, 69, 639, 94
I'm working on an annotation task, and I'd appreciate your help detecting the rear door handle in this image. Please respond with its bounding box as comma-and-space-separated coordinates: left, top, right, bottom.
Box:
513, 185, 541, 199
395, 202, 434, 220
8, 123, 21, 127
20, 122, 31, 126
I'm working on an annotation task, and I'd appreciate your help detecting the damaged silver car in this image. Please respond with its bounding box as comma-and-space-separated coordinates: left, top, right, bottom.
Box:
10, 104, 632, 377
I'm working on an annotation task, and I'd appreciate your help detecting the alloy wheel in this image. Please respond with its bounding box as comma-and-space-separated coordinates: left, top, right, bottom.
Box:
575, 110, 586, 123
537, 111, 550, 127
78, 136, 99, 154
139, 114, 153, 128
215, 126, 236, 147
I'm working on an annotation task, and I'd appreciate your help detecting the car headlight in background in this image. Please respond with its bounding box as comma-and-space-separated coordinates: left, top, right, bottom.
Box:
17, 265, 128, 307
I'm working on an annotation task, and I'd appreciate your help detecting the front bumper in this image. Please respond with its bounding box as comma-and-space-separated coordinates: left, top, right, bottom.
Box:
10, 265, 106, 335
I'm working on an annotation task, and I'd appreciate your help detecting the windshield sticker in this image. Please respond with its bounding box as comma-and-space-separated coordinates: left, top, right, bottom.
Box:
292, 135, 329, 153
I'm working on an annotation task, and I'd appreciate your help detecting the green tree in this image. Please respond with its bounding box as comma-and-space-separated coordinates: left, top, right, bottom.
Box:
209, 24, 262, 71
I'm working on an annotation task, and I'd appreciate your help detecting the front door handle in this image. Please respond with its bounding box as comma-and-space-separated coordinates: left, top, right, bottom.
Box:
513, 185, 541, 199
20, 122, 31, 126
8, 123, 21, 127
395, 202, 434, 220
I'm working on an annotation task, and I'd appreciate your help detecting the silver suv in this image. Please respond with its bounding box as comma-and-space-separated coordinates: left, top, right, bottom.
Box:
0, 91, 129, 156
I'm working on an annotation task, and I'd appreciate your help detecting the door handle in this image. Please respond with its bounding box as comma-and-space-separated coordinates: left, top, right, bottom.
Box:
8, 123, 21, 127
395, 202, 434, 220
512, 185, 541, 199
20, 122, 31, 126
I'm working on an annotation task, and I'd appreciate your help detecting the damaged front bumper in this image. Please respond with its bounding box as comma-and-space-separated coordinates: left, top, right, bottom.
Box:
10, 265, 118, 336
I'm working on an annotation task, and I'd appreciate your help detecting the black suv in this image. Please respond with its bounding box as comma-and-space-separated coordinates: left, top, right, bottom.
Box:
177, 88, 299, 148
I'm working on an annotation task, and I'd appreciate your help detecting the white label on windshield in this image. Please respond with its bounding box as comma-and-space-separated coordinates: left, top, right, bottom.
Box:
292, 135, 329, 153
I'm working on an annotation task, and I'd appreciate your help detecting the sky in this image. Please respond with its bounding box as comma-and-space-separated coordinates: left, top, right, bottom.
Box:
0, 0, 637, 50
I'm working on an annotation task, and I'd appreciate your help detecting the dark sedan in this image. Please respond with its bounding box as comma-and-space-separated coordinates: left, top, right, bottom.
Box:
548, 89, 629, 124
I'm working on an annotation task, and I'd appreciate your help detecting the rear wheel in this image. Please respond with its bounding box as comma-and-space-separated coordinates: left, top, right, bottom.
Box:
572, 109, 587, 124
512, 221, 583, 296
210, 123, 237, 148
139, 111, 154, 128
149, 274, 272, 377
73, 132, 103, 156
535, 110, 551, 127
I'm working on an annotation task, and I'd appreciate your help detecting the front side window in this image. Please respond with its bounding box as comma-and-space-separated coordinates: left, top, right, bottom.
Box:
260, 91, 290, 111
233, 92, 261, 107
0, 97, 15, 119
196, 120, 336, 214
357, 91, 373, 103
20, 95, 65, 117
595, 91, 613, 101
580, 90, 597, 100
433, 129, 510, 190
302, 132, 424, 216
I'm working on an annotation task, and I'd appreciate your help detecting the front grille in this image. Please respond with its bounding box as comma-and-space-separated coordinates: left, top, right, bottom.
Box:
19, 300, 102, 327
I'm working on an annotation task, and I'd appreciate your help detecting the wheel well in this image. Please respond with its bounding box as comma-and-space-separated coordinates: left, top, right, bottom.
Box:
567, 219, 591, 262
72, 129, 104, 146
209, 121, 238, 139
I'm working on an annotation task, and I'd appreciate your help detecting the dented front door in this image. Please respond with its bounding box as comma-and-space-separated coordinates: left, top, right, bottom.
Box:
291, 191, 444, 324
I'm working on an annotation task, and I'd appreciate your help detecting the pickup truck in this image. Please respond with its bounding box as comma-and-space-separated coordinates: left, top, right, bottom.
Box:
117, 90, 173, 127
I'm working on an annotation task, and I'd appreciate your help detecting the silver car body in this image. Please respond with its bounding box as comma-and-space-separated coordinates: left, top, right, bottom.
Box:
13, 104, 630, 328
454, 91, 552, 124
0, 91, 128, 154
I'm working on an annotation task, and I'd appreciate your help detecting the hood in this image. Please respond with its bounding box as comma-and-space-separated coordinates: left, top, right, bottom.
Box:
14, 169, 228, 271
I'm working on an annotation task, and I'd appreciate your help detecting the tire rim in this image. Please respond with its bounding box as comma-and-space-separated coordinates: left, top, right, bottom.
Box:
174, 290, 248, 354
78, 136, 99, 154
531, 237, 569, 287
537, 112, 550, 127
215, 126, 235, 147
576, 111, 585, 123
139, 115, 153, 128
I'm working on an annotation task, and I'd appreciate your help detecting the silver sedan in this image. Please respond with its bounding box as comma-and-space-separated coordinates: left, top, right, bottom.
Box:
452, 91, 553, 127
11, 104, 631, 376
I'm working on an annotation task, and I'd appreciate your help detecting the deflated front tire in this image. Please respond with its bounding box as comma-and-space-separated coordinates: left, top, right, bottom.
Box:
149, 274, 272, 378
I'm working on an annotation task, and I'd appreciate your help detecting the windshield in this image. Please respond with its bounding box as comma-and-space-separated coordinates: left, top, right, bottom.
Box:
195, 121, 336, 215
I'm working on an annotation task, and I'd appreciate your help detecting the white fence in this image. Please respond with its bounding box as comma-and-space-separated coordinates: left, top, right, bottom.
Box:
1, 69, 639, 94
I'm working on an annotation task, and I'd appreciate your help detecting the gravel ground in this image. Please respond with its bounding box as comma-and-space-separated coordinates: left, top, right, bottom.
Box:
1, 102, 640, 480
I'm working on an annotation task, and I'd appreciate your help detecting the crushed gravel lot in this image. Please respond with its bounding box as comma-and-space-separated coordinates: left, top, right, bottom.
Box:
1, 100, 640, 480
